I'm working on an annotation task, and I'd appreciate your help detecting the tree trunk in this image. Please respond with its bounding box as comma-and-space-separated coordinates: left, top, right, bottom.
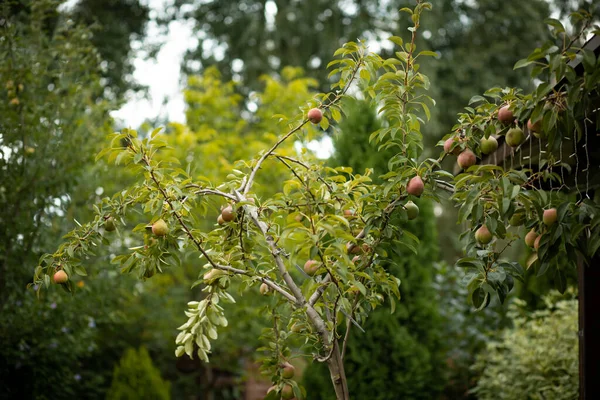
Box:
326, 339, 349, 400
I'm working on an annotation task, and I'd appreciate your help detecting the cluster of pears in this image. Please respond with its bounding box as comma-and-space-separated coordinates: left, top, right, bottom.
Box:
473, 207, 558, 250
444, 103, 545, 170
524, 208, 557, 251
266, 362, 297, 399
217, 205, 237, 225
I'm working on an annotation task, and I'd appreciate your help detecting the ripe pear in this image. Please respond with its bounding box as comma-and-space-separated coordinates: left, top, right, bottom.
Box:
343, 209, 355, 218
534, 234, 542, 250
221, 205, 236, 222
525, 229, 538, 248
217, 214, 225, 225
480, 136, 498, 155
307, 108, 323, 124
281, 362, 295, 379
152, 219, 169, 236
405, 201, 419, 220
281, 384, 294, 400
407, 176, 424, 197
506, 127, 525, 147
53, 270, 68, 284
444, 137, 461, 155
475, 225, 492, 244
543, 208, 557, 226
304, 260, 319, 276
498, 105, 514, 124
104, 217, 116, 232
527, 118, 542, 134
457, 149, 477, 169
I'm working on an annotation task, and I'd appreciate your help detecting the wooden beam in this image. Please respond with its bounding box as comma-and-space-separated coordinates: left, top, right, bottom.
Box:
578, 251, 600, 399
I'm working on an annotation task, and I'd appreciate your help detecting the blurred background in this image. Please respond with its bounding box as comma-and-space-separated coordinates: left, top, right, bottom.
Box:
1, 0, 593, 399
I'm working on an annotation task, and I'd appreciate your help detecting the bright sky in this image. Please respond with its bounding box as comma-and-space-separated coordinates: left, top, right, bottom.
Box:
110, 0, 334, 158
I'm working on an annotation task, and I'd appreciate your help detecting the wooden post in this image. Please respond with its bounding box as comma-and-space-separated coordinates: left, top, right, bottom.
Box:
578, 253, 600, 399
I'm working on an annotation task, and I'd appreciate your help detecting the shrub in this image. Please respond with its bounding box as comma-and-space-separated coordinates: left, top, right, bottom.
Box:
106, 347, 171, 400
471, 292, 578, 400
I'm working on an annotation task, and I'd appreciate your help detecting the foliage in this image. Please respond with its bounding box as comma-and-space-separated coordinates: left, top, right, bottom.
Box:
33, 2, 600, 399
471, 291, 579, 400
107, 346, 171, 400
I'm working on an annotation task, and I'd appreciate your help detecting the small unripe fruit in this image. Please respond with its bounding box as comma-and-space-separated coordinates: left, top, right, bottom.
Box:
217, 214, 225, 225
443, 137, 461, 155
506, 127, 525, 147
104, 217, 116, 232
203, 269, 226, 283
281, 362, 295, 379
152, 219, 168, 236
343, 209, 355, 218
304, 259, 319, 276
281, 384, 294, 400
407, 176, 424, 197
457, 149, 477, 169
480, 136, 498, 155
307, 108, 323, 124
221, 205, 236, 222
543, 208, 557, 226
405, 201, 419, 220
53, 270, 68, 284
525, 229, 538, 248
534, 234, 542, 251
475, 225, 493, 244
498, 105, 514, 124
260, 282, 270, 295
509, 211, 525, 226
25, 146, 35, 155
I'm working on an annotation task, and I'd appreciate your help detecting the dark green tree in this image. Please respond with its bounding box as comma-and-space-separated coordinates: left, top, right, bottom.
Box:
303, 99, 445, 399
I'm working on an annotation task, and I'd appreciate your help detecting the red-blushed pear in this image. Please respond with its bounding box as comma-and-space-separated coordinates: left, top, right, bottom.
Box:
506, 127, 525, 147
404, 200, 419, 220
152, 219, 169, 236
534, 234, 542, 251
260, 282, 270, 295
281, 362, 295, 379
343, 209, 355, 218
457, 149, 476, 169
443, 137, 461, 155
475, 225, 493, 244
406, 176, 424, 197
304, 259, 319, 276
527, 118, 542, 134
104, 216, 116, 232
525, 229, 538, 247
217, 214, 225, 225
281, 384, 294, 400
221, 205, 236, 222
543, 208, 557, 226
53, 270, 68, 284
480, 136, 498, 155
498, 105, 514, 124
307, 108, 322, 124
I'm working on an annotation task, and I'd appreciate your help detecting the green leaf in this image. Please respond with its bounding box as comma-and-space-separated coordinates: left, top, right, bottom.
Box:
513, 58, 535, 70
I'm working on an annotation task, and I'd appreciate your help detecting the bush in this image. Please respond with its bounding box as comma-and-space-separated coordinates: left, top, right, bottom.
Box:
471, 292, 578, 400
106, 347, 171, 400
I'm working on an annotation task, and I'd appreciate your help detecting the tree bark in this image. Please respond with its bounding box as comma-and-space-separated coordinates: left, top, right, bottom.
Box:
326, 339, 349, 400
